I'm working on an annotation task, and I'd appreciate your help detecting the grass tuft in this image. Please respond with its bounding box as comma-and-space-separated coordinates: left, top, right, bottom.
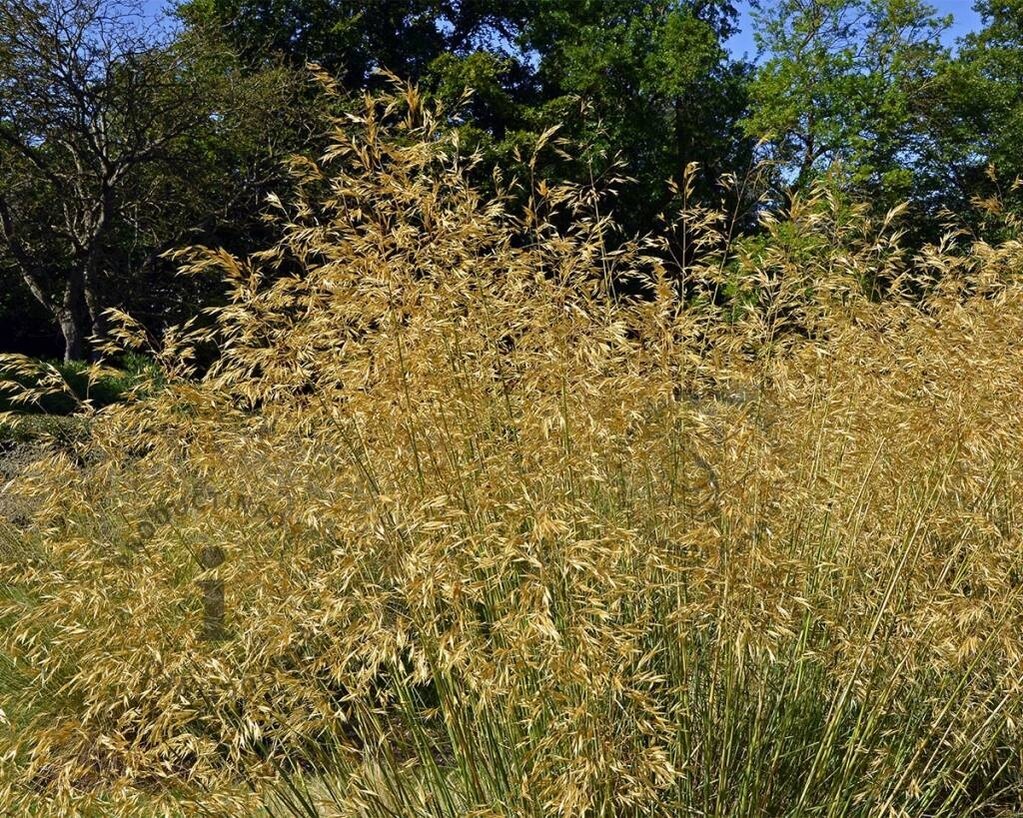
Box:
3, 79, 1023, 817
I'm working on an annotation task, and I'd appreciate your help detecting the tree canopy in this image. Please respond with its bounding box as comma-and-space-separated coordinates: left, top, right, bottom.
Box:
0, 0, 1020, 359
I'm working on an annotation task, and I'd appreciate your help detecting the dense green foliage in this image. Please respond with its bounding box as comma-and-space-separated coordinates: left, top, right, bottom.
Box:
745, 0, 1023, 240
745, 0, 948, 202
1, 0, 1021, 360
0, 0, 306, 361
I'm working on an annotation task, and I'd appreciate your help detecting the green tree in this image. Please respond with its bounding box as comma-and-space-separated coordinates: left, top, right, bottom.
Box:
962, 0, 1023, 185
519, 0, 753, 234
931, 0, 1023, 232
183, 0, 753, 241
0, 0, 301, 360
852, 0, 1023, 238
745, 0, 950, 210
178, 0, 530, 86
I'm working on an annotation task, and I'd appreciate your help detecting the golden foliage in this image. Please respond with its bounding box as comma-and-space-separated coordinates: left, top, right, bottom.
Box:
3, 79, 1023, 816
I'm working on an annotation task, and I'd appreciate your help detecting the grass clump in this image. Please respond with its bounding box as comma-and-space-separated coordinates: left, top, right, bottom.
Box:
3, 80, 1023, 816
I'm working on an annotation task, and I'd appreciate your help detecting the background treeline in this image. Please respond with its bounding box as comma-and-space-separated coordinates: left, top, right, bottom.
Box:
1, 0, 1021, 362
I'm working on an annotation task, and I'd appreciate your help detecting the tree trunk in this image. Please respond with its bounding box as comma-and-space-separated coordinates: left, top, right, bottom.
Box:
57, 271, 90, 362
84, 282, 105, 346
57, 307, 86, 362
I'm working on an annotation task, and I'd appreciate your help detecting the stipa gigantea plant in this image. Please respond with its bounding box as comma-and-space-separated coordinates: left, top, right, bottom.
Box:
2, 76, 1023, 817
